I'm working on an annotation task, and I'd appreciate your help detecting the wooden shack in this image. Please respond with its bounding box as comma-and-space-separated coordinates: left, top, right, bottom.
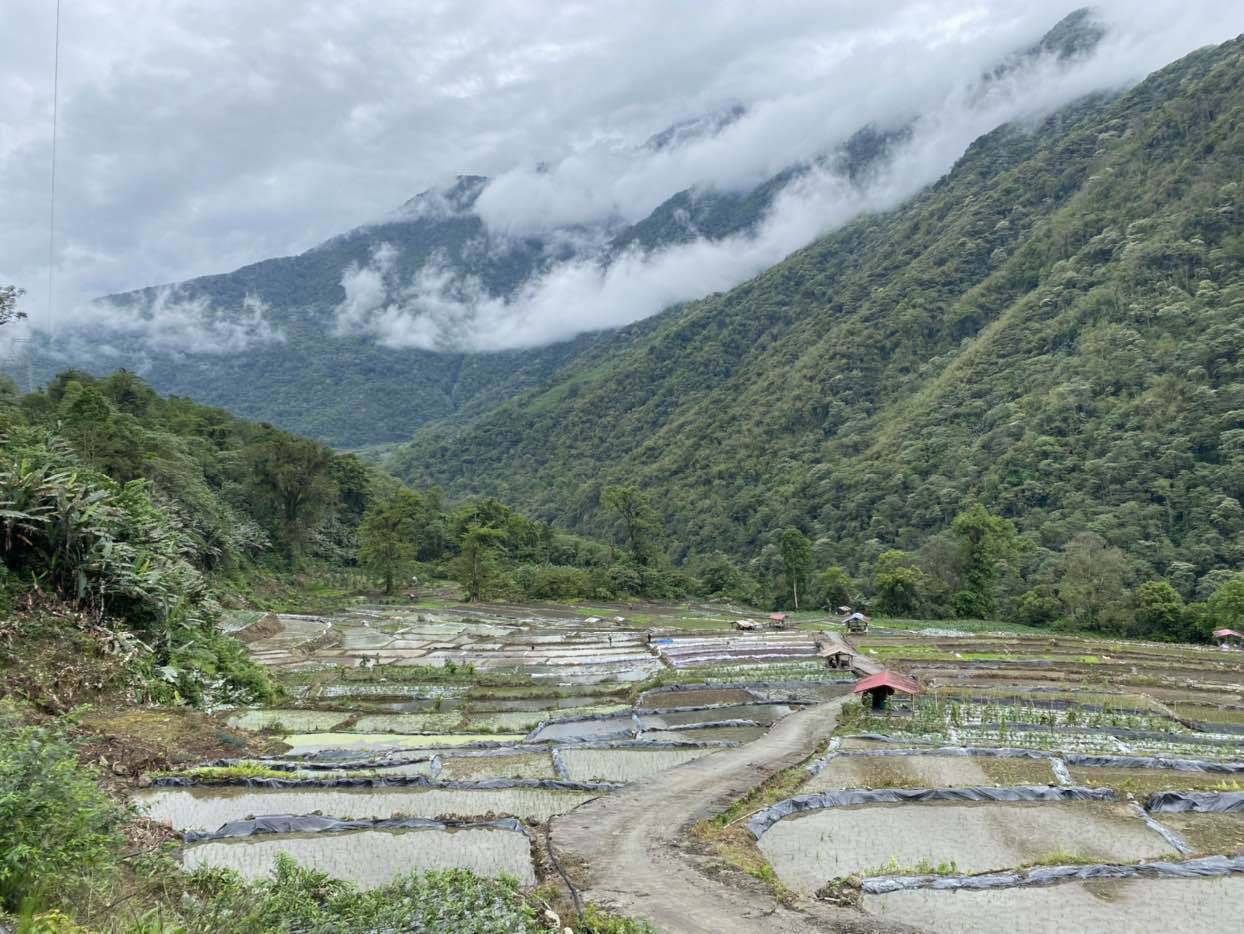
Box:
844, 611, 871, 633
820, 648, 855, 670
852, 671, 921, 710
768, 612, 789, 629
1213, 628, 1243, 649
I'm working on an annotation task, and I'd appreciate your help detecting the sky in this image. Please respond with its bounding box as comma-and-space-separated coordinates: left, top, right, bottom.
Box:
3, 0, 1244, 353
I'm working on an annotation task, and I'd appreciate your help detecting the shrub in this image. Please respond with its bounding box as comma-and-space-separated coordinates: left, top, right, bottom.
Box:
0, 710, 126, 912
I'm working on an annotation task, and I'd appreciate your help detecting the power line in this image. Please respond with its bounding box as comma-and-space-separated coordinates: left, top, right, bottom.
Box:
46, 0, 62, 335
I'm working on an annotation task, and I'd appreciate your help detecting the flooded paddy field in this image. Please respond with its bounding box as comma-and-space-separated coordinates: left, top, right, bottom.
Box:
182, 825, 535, 887
135, 784, 602, 831
760, 801, 1174, 892
559, 747, 712, 783
279, 732, 528, 754
437, 751, 558, 780
804, 754, 1058, 792
865, 874, 1244, 934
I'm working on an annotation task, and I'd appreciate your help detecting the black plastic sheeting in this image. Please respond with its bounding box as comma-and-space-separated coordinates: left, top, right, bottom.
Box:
184, 814, 527, 844
835, 744, 1244, 775
1147, 791, 1244, 813
747, 785, 1116, 838
839, 746, 1055, 761
861, 854, 1244, 895
1063, 753, 1244, 773
647, 719, 761, 731
849, 730, 1244, 753
153, 774, 621, 792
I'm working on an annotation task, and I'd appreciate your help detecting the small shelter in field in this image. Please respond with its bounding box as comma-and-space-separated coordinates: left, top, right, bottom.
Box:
1213, 629, 1243, 649
768, 613, 789, 629
853, 671, 920, 711
836, 605, 853, 615
735, 619, 761, 631
844, 611, 871, 633
819, 647, 855, 670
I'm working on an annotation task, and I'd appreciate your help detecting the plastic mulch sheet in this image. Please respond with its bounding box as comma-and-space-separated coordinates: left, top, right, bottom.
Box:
184, 814, 527, 844
747, 785, 1116, 838
1146, 791, 1244, 814
861, 854, 1244, 895
154, 774, 620, 792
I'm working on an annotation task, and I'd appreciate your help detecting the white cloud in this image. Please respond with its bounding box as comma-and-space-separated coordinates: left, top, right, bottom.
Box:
74, 291, 285, 355
334, 12, 1244, 352
1, 0, 1242, 355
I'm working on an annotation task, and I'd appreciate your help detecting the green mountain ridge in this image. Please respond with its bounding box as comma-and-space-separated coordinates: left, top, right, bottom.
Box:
30, 10, 1105, 448
389, 35, 1244, 602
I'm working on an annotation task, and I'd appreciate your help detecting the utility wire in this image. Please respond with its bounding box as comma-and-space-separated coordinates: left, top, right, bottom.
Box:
46, 0, 62, 334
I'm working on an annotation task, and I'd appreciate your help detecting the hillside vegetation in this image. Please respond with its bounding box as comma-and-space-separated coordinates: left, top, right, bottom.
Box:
391, 36, 1244, 629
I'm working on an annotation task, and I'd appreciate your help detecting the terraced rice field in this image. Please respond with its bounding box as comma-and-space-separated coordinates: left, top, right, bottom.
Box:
865, 875, 1244, 933
136, 785, 601, 831
214, 605, 1244, 927
760, 801, 1175, 892
182, 826, 536, 886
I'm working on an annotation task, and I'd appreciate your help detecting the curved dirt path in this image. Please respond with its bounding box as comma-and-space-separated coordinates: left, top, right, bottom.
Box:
550, 695, 915, 934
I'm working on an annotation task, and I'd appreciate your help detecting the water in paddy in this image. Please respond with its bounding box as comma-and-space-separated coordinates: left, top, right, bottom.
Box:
760, 801, 1174, 892
804, 755, 1058, 792
865, 874, 1244, 934
526, 715, 634, 743
182, 826, 535, 887
136, 785, 601, 831
640, 703, 792, 729
636, 688, 755, 709
559, 747, 712, 783
280, 732, 526, 754
639, 726, 766, 743
437, 752, 557, 780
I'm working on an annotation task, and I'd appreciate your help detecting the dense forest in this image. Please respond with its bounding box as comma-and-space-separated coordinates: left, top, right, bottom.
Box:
388, 36, 1244, 637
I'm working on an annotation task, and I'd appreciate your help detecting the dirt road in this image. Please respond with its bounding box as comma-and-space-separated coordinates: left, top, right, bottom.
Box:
550, 694, 915, 934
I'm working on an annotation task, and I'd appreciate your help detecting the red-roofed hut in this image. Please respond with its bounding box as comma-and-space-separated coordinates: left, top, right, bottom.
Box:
1213, 629, 1243, 648
852, 671, 921, 711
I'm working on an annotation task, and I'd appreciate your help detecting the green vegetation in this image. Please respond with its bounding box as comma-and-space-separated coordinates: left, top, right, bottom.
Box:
0, 712, 126, 914
389, 36, 1244, 642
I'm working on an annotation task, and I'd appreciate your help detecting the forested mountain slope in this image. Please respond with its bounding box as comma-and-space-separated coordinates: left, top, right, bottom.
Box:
390, 36, 1244, 601
33, 12, 1102, 447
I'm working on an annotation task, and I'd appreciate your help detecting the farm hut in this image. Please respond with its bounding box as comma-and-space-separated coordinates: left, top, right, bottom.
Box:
820, 648, 855, 670
735, 619, 761, 631
768, 613, 789, 629
852, 671, 921, 711
844, 611, 871, 633
1213, 629, 1243, 648
836, 605, 853, 615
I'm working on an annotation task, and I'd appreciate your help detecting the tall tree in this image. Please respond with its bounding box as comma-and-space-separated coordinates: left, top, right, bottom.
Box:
602, 485, 659, 566
358, 490, 423, 594
1058, 532, 1127, 627
778, 528, 812, 610
454, 524, 506, 601
1134, 580, 1186, 640
812, 566, 854, 610
244, 433, 338, 563
949, 504, 1018, 618
873, 550, 927, 617
1206, 573, 1244, 636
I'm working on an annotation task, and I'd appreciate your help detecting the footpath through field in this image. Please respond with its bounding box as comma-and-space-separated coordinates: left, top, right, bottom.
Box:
550, 636, 912, 934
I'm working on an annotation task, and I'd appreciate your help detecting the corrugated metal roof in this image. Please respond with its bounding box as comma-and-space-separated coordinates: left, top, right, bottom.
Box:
852, 671, 921, 695
1213, 629, 1242, 638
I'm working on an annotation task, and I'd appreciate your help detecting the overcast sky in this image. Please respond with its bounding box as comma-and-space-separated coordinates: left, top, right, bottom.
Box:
3, 0, 1243, 347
